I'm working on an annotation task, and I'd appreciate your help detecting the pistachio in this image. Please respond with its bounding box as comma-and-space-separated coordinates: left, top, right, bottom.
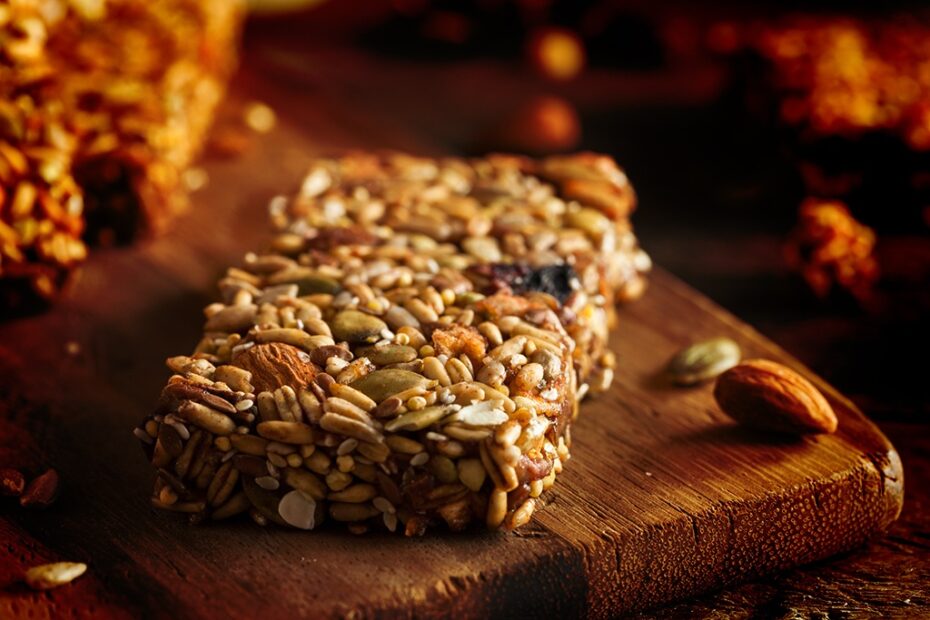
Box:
668, 337, 741, 386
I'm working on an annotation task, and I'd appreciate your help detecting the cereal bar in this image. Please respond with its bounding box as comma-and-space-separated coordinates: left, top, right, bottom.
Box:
137, 240, 579, 533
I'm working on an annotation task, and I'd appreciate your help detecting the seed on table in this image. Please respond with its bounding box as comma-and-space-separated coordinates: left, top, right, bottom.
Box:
668, 337, 741, 386
24, 562, 87, 590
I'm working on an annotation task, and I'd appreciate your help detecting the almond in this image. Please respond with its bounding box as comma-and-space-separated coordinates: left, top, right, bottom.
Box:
20, 468, 60, 508
713, 359, 838, 435
232, 343, 319, 393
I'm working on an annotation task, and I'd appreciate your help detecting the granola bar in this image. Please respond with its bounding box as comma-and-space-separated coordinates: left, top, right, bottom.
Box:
137, 241, 579, 534
0, 0, 242, 304
271, 152, 651, 393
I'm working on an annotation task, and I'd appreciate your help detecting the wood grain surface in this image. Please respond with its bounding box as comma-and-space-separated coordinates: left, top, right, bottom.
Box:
0, 52, 906, 618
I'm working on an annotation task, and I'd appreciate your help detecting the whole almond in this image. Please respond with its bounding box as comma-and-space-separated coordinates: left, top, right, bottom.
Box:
713, 359, 838, 435
232, 343, 319, 393
20, 468, 60, 508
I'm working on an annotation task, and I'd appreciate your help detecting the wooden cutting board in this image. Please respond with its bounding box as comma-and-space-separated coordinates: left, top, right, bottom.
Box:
0, 74, 903, 619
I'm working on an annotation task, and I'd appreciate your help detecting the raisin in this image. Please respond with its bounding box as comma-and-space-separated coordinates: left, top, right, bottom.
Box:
468, 262, 578, 304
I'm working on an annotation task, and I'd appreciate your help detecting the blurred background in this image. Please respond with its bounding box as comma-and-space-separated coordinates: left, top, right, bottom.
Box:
238, 0, 929, 424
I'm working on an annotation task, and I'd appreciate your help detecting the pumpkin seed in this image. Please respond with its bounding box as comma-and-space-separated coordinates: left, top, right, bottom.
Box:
384, 405, 455, 432
331, 310, 388, 344
668, 337, 741, 385
357, 344, 417, 366
350, 369, 431, 403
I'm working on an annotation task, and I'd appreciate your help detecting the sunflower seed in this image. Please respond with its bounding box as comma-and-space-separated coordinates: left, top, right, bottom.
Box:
24, 562, 87, 590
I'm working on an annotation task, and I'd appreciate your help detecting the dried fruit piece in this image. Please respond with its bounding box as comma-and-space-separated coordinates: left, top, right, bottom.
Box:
785, 199, 879, 303
714, 359, 838, 435
0, 468, 26, 497
24, 562, 87, 590
668, 337, 742, 386
20, 468, 60, 508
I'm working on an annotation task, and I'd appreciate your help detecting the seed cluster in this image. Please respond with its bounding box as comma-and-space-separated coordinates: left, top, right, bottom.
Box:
272, 152, 651, 393
137, 152, 647, 534
0, 0, 241, 304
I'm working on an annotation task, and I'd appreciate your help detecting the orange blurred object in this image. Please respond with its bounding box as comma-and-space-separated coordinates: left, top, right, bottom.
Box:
483, 95, 581, 154
735, 18, 930, 149
785, 198, 879, 302
527, 28, 586, 81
